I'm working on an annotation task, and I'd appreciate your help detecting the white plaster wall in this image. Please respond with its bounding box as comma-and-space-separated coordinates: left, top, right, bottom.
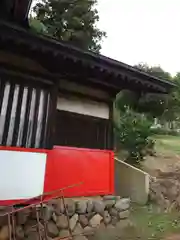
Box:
57, 96, 109, 119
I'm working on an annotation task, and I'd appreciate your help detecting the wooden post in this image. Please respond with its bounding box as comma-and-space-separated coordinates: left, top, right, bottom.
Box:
45, 80, 58, 149
107, 100, 114, 150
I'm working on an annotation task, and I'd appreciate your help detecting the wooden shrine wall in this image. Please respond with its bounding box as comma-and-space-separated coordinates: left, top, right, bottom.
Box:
0, 77, 51, 148
55, 94, 113, 150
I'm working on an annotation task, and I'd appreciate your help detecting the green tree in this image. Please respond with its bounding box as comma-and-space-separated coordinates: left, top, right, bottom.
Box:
135, 63, 180, 129
134, 63, 172, 81
114, 65, 174, 165
114, 107, 154, 165
134, 63, 173, 119
164, 72, 180, 123
29, 16, 48, 34
33, 0, 106, 52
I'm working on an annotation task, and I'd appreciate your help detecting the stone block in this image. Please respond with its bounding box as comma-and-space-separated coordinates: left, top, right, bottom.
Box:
119, 210, 130, 219
103, 195, 117, 201
115, 198, 130, 211
87, 200, 94, 213
104, 200, 116, 209
15, 225, 24, 239
69, 214, 78, 231
26, 232, 39, 240
65, 199, 76, 217
41, 206, 53, 221
89, 214, 103, 228
86, 212, 96, 220
79, 214, 88, 227
93, 201, 105, 215
24, 220, 38, 236
17, 208, 30, 225
58, 229, 70, 238
108, 207, 118, 217
47, 221, 59, 238
56, 214, 68, 229
76, 200, 87, 214
52, 212, 57, 223
54, 199, 65, 215
103, 211, 111, 225
73, 223, 83, 235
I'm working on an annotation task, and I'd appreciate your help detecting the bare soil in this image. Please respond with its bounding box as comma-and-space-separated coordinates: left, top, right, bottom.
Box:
143, 152, 180, 176
163, 234, 180, 240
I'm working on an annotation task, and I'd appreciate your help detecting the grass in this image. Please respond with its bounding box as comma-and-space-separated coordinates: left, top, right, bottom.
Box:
90, 205, 180, 240
153, 134, 180, 155
129, 204, 180, 239
116, 134, 180, 160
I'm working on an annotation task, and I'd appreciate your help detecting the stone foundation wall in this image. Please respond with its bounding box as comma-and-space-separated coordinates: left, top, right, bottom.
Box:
0, 196, 131, 240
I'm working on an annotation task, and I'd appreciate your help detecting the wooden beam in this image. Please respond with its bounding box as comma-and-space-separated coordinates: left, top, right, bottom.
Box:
58, 88, 112, 104
2, 83, 15, 145
0, 80, 6, 115
30, 88, 41, 148
21, 86, 33, 147
0, 63, 54, 86
40, 90, 49, 148
11, 84, 24, 146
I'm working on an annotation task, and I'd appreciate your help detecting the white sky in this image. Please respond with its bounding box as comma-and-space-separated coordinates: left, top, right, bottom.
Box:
31, 0, 180, 75
97, 0, 180, 75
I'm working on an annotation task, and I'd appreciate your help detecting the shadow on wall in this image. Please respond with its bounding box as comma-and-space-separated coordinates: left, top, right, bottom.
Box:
115, 158, 150, 204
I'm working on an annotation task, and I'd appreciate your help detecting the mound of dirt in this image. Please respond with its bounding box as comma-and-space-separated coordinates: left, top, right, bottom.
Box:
150, 167, 180, 211
143, 153, 180, 177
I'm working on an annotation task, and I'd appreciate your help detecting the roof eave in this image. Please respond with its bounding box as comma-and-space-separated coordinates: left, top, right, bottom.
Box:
0, 21, 175, 94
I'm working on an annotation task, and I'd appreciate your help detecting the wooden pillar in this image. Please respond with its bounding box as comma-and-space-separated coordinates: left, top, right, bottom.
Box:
45, 80, 58, 149
107, 100, 114, 150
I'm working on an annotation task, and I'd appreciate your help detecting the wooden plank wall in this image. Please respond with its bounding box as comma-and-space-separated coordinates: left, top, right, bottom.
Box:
0, 77, 51, 148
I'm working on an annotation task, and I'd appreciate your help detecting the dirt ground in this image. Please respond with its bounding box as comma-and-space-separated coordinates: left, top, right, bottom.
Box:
163, 234, 180, 240
143, 153, 180, 176
143, 135, 180, 175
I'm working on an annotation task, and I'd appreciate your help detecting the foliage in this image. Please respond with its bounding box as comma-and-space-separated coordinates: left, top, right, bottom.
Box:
115, 108, 154, 165
114, 63, 180, 165
138, 93, 168, 118
150, 127, 180, 136
165, 72, 180, 122
115, 90, 139, 112
32, 0, 106, 52
134, 63, 180, 128
115, 89, 168, 118
29, 17, 48, 34
134, 63, 172, 81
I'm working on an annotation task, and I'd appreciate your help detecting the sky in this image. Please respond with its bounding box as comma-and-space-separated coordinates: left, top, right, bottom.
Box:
97, 0, 180, 75
31, 0, 180, 75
